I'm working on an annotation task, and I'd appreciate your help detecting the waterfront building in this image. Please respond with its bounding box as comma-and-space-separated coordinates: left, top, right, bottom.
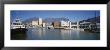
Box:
76, 22, 80, 29
61, 20, 70, 28
71, 22, 77, 28
42, 22, 46, 27
79, 21, 91, 29
60, 20, 80, 29
52, 21, 61, 28
60, 20, 78, 29
38, 18, 42, 26
79, 21, 100, 32
32, 21, 38, 27
29, 18, 46, 28
89, 23, 100, 30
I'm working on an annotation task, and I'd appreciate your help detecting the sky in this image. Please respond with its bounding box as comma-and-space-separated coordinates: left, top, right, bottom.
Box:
11, 10, 100, 22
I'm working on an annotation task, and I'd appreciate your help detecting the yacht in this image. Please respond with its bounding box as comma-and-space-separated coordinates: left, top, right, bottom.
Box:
11, 17, 25, 29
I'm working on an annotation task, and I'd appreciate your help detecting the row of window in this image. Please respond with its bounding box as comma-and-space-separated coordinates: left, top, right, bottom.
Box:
13, 23, 22, 25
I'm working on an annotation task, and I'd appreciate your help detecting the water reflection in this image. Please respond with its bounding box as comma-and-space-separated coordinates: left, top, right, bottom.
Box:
60, 29, 72, 40
26, 28, 100, 40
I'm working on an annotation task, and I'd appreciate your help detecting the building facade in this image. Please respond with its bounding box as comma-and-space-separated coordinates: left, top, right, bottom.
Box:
38, 18, 42, 26
52, 21, 61, 28
32, 21, 38, 26
61, 20, 69, 27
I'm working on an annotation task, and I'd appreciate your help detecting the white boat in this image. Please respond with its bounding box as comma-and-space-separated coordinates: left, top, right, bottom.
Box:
11, 17, 25, 29
47, 26, 54, 29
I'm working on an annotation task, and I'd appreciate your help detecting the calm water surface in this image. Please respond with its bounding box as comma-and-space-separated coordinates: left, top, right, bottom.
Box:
26, 28, 100, 40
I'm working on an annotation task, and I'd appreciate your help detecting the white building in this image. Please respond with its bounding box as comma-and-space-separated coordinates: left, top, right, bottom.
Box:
80, 21, 91, 29
42, 22, 46, 27
38, 18, 42, 26
11, 17, 25, 29
32, 21, 38, 26
61, 20, 72, 29
31, 18, 46, 28
61, 20, 70, 27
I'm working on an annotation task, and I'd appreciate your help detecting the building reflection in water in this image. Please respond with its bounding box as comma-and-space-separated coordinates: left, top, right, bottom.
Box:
60, 29, 81, 40
26, 28, 100, 40
76, 30, 80, 40
60, 29, 72, 40
42, 28, 46, 37
34, 28, 46, 40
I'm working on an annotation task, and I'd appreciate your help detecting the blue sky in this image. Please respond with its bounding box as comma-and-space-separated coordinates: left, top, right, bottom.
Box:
11, 10, 100, 22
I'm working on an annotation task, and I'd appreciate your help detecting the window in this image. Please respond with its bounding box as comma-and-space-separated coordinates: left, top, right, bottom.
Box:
15, 20, 19, 22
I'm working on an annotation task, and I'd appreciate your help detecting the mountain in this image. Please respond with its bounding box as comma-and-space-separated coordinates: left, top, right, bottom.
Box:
79, 16, 100, 23
44, 17, 69, 23
22, 17, 39, 24
23, 17, 69, 24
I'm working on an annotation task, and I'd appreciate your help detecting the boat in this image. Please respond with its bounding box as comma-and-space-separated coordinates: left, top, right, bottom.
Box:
48, 27, 54, 29
11, 17, 26, 29
47, 26, 54, 29
11, 17, 27, 34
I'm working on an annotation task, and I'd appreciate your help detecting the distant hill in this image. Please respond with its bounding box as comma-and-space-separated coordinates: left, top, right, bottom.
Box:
23, 17, 69, 24
79, 16, 100, 23
22, 16, 100, 24
44, 17, 69, 23
22, 17, 39, 24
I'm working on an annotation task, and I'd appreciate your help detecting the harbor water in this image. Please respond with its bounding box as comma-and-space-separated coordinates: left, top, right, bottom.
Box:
22, 28, 100, 40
